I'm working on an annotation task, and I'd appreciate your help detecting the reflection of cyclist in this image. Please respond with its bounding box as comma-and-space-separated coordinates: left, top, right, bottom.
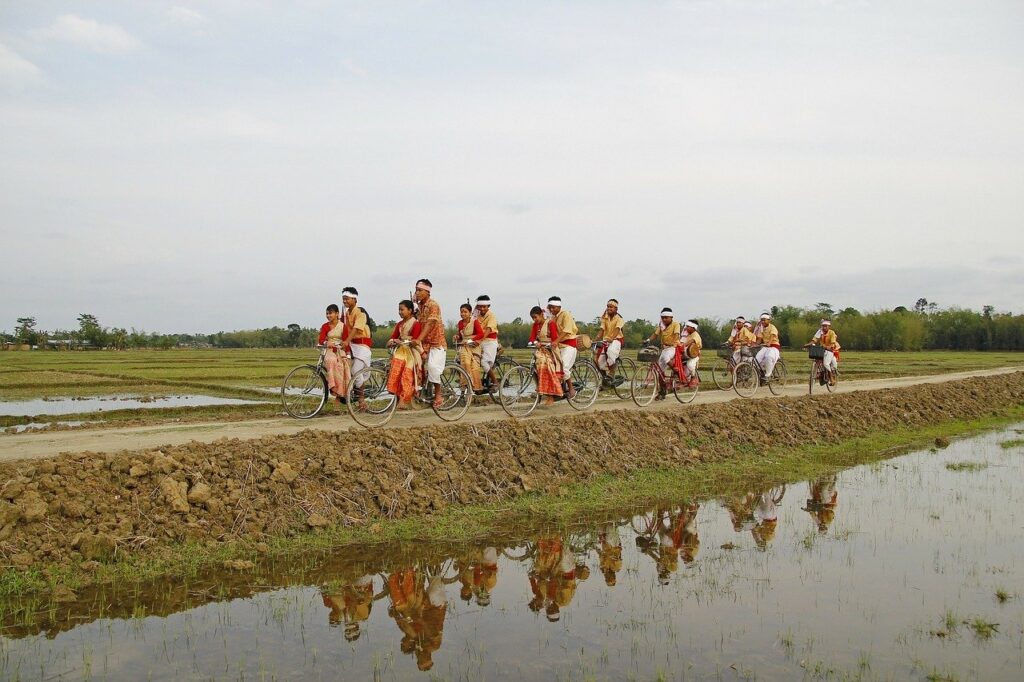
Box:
754, 312, 782, 379
528, 306, 564, 405
321, 574, 375, 641
596, 299, 625, 384
646, 308, 680, 401
546, 297, 579, 399
528, 537, 588, 622
388, 567, 448, 672
386, 300, 422, 409
679, 320, 702, 387
457, 546, 499, 606
804, 319, 841, 385
672, 502, 701, 565
597, 523, 623, 586
723, 491, 759, 533
317, 303, 351, 401
803, 475, 838, 534
752, 486, 785, 550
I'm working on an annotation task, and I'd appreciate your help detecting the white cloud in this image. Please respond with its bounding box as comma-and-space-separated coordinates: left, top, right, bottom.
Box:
33, 14, 140, 54
0, 42, 41, 85
168, 6, 206, 25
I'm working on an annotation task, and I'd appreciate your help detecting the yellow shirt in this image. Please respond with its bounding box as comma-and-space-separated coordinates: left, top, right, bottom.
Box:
345, 307, 370, 340
599, 313, 625, 342
812, 328, 840, 351
681, 330, 702, 357
758, 323, 780, 347
555, 309, 578, 341
658, 321, 680, 348
734, 327, 756, 346
477, 309, 498, 339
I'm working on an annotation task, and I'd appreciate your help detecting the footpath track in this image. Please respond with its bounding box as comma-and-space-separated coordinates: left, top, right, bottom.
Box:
1, 366, 1019, 461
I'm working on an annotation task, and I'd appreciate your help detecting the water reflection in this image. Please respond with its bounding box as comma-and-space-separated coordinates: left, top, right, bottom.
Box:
2, 426, 1023, 681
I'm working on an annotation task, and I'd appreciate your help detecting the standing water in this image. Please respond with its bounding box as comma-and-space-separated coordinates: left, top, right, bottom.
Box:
1, 427, 1022, 680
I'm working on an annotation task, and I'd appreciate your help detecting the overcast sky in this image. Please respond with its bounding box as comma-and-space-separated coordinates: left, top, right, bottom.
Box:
1, 1, 1022, 333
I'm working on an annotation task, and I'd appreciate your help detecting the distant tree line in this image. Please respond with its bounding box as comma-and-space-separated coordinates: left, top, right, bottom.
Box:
5, 300, 1023, 351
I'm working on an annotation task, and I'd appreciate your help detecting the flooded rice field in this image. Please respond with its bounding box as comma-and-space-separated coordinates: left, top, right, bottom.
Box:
2, 427, 1023, 681
0, 395, 266, 417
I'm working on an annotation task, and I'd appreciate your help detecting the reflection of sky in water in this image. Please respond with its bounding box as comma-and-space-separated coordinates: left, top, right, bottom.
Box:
2, 427, 1023, 680
0, 395, 264, 416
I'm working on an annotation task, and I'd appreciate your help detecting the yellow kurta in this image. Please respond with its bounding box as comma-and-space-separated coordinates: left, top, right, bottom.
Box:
554, 309, 578, 342
477, 309, 498, 339
599, 313, 625, 342
734, 327, 756, 346
758, 323, 780, 346
813, 328, 841, 351
345, 307, 371, 341
682, 330, 702, 358
658, 321, 680, 348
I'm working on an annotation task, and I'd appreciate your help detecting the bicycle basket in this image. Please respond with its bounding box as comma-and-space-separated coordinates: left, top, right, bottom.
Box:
808, 345, 827, 360
576, 334, 592, 351
637, 346, 660, 363
716, 346, 733, 359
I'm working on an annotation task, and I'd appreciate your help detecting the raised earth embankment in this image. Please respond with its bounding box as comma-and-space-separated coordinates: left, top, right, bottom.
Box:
1, 372, 1021, 569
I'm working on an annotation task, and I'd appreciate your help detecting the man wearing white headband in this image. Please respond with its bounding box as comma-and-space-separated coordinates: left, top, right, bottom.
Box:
341, 287, 373, 406
752, 312, 770, 337
596, 299, 625, 384
474, 295, 500, 390
679, 319, 702, 387
754, 313, 781, 380
414, 278, 446, 407
730, 316, 756, 366
546, 296, 579, 398
804, 319, 841, 384
646, 308, 680, 400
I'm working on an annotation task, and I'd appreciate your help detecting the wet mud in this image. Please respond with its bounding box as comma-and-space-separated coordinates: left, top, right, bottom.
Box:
0, 372, 1021, 571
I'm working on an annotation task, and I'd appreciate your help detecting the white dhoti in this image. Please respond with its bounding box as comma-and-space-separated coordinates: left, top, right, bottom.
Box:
597, 339, 621, 371
425, 347, 446, 384
479, 339, 498, 374
350, 344, 372, 387
559, 345, 578, 377
658, 347, 676, 374
823, 349, 837, 373
732, 349, 745, 365
685, 357, 699, 377
755, 346, 780, 377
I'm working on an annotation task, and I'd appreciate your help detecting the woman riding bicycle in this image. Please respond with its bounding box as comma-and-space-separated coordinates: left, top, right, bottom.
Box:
317, 304, 351, 402
454, 303, 485, 393
386, 300, 422, 410
527, 305, 564, 405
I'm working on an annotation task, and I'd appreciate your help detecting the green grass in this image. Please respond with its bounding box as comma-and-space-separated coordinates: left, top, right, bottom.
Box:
944, 461, 989, 472
1000, 438, 1024, 449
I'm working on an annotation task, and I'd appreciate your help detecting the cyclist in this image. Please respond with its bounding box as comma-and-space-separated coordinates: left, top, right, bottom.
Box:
341, 287, 373, 409
455, 302, 485, 392
679, 319, 702, 387
646, 308, 680, 400
754, 312, 781, 380
546, 296, 578, 399
596, 298, 625, 386
317, 303, 351, 402
730, 317, 756, 365
804, 319, 841, 385
474, 295, 500, 390
386, 300, 422, 409
414, 278, 446, 408
527, 305, 564, 404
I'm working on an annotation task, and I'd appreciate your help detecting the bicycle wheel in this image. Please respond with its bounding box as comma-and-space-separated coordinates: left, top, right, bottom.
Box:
568, 360, 600, 411
347, 366, 397, 428
711, 358, 734, 390
673, 371, 699, 404
733, 360, 759, 398
825, 367, 837, 393
631, 363, 659, 407
433, 363, 473, 422
281, 365, 328, 419
499, 364, 539, 418
611, 357, 637, 400
808, 362, 818, 396
767, 358, 788, 396
487, 356, 519, 405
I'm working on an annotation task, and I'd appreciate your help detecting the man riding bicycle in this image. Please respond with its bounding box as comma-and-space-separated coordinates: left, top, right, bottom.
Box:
596, 298, 625, 387
679, 319, 702, 388
341, 287, 372, 410
414, 278, 446, 408
804, 319, 840, 385
730, 316, 756, 365
546, 296, 578, 399
474, 295, 500, 391
754, 312, 782, 379
646, 308, 680, 400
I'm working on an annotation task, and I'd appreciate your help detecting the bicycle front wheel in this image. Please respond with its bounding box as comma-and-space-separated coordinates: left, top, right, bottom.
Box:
347, 366, 397, 428
825, 367, 837, 393
711, 358, 734, 390
433, 363, 473, 422
281, 365, 328, 419
673, 372, 699, 404
568, 360, 600, 411
610, 357, 636, 400
631, 363, 659, 407
733, 360, 759, 398
488, 356, 519, 405
808, 362, 818, 396
767, 358, 788, 396
499, 365, 540, 419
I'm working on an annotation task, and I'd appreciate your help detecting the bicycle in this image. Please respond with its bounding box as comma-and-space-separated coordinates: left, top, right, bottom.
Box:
592, 340, 637, 400
280, 344, 333, 419
806, 344, 838, 394
498, 343, 601, 418
630, 343, 699, 406
709, 344, 755, 390
732, 346, 788, 398
454, 342, 522, 405
346, 342, 474, 428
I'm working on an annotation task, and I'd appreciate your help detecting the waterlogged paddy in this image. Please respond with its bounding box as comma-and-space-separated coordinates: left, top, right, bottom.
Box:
0, 395, 266, 417
3, 428, 1024, 681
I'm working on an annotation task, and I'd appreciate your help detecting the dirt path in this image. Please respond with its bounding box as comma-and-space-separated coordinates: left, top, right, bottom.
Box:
1, 366, 1019, 461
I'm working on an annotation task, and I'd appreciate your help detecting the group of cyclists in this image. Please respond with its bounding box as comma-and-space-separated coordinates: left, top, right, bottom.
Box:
316, 279, 843, 413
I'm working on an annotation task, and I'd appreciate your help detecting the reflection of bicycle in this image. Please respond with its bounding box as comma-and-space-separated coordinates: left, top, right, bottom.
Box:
593, 340, 636, 400
346, 343, 474, 428
806, 345, 838, 395
498, 343, 600, 418
281, 344, 334, 419
709, 345, 754, 390
630, 344, 699, 406
732, 347, 788, 398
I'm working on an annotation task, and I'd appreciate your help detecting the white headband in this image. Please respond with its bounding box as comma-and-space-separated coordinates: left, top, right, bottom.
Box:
476, 298, 491, 306
760, 314, 770, 321
342, 291, 357, 300
821, 319, 831, 325
547, 298, 561, 306
660, 309, 673, 317
736, 317, 746, 323
686, 320, 698, 329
